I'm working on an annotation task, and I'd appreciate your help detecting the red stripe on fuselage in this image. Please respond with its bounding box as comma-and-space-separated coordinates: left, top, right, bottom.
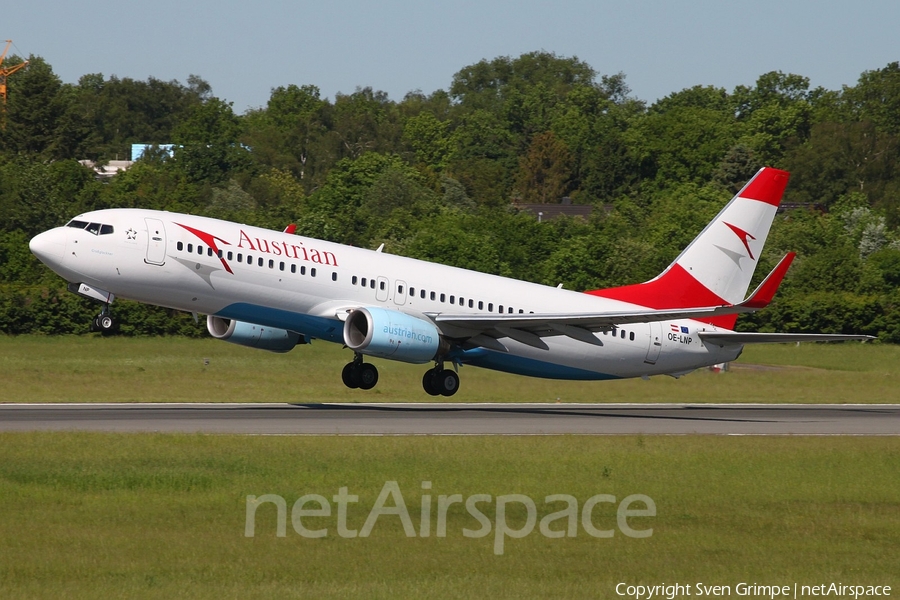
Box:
586, 264, 738, 328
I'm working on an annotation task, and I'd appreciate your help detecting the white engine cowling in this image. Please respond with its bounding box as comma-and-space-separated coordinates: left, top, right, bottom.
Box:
207, 316, 302, 353
343, 307, 441, 364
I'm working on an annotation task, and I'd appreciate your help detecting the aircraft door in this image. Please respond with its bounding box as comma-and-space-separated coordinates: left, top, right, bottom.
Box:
144, 218, 167, 266
645, 321, 662, 364
375, 276, 390, 302
393, 280, 408, 306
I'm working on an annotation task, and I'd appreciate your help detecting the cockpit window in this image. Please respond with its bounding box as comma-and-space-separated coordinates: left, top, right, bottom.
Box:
65, 220, 114, 235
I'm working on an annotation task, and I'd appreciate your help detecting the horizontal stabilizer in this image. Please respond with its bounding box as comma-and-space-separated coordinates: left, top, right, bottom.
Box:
699, 332, 875, 345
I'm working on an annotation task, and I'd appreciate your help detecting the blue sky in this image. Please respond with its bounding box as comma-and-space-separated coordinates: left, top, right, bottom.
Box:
6, 0, 898, 113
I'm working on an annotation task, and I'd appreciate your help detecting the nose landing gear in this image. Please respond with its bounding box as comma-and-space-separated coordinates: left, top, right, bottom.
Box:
90, 307, 116, 334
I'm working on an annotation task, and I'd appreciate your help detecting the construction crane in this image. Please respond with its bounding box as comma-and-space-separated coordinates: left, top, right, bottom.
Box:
0, 40, 28, 125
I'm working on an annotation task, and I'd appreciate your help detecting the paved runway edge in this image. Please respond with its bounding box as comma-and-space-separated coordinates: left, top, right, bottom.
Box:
1, 403, 899, 435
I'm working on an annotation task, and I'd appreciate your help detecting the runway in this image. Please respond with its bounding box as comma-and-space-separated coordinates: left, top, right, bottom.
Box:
1, 403, 898, 435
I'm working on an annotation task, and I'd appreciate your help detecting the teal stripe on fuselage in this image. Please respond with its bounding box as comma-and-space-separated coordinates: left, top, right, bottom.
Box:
457, 347, 619, 381
216, 303, 619, 381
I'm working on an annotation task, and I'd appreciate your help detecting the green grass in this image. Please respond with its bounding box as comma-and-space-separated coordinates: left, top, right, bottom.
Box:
0, 434, 897, 599
0, 335, 897, 403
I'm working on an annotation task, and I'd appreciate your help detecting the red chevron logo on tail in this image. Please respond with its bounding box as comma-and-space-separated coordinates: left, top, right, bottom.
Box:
724, 222, 756, 260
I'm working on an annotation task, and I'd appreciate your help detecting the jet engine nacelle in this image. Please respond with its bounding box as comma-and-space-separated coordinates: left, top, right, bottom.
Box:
343, 307, 441, 364
207, 316, 302, 353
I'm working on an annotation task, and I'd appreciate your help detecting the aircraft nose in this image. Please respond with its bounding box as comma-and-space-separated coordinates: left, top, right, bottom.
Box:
29, 229, 66, 265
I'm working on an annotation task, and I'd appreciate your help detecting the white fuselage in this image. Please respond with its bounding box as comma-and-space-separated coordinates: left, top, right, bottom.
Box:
30, 208, 742, 381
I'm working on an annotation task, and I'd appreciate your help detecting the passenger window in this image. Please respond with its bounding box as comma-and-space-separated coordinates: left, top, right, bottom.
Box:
247, 255, 253, 264
361, 277, 367, 287
208, 248, 214, 257
398, 285, 404, 294
621, 330, 626, 339
430, 292, 436, 301
291, 264, 297, 274
279, 262, 285, 271
420, 289, 426, 299
450, 295, 455, 304
380, 281, 385, 291
440, 294, 446, 303
478, 301, 483, 310
332, 272, 337, 281
177, 242, 184, 251
218, 250, 224, 258
237, 253, 243, 262
198, 246, 204, 255
508, 307, 514, 314
488, 303, 493, 312
352, 276, 358, 285
268, 259, 274, 268
499, 305, 504, 313
188, 244, 194, 253
100, 224, 114, 235
301, 266, 306, 275
258, 258, 264, 267
629, 332, 635, 341
469, 299, 474, 308
518, 309, 524, 314
409, 287, 415, 296
370, 280, 375, 289
311, 268, 317, 277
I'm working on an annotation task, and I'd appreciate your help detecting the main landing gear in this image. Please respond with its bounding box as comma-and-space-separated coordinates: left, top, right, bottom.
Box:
340, 354, 461, 397
90, 306, 116, 334
341, 353, 379, 390
422, 364, 459, 397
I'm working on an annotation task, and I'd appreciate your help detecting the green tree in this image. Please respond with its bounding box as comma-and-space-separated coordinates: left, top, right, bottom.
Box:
171, 97, 250, 183
513, 130, 574, 202
1, 56, 68, 157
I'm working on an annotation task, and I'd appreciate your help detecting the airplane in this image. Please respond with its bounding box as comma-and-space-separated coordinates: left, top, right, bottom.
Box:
29, 167, 871, 396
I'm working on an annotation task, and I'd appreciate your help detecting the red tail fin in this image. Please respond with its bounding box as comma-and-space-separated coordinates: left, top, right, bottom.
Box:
586, 167, 791, 329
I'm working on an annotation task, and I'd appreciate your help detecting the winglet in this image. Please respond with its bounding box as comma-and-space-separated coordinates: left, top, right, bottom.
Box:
740, 252, 795, 309
284, 224, 297, 234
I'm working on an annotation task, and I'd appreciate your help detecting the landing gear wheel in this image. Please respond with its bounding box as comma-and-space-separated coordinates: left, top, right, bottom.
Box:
435, 369, 460, 397
91, 311, 115, 334
341, 362, 360, 389
422, 368, 440, 396
98, 314, 115, 332
357, 363, 379, 390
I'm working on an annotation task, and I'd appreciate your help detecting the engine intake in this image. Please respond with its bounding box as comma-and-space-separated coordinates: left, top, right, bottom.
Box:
343, 307, 441, 364
207, 316, 302, 353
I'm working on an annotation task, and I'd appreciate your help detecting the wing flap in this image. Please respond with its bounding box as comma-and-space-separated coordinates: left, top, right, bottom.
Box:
699, 332, 875, 345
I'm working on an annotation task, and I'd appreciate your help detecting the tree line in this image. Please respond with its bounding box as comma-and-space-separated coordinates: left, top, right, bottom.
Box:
1, 51, 899, 340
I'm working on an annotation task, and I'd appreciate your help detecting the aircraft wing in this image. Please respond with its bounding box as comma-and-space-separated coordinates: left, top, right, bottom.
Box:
427, 254, 798, 351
